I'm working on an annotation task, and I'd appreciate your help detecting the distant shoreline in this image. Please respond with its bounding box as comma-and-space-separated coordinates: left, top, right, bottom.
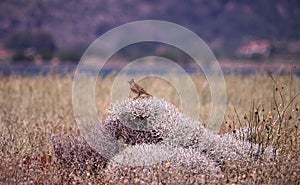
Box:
0, 60, 299, 76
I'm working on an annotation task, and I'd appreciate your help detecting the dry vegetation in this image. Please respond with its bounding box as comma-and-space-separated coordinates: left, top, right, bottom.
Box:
0, 71, 299, 184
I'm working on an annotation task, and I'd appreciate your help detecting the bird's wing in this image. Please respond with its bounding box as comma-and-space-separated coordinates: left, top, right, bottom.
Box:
136, 85, 148, 94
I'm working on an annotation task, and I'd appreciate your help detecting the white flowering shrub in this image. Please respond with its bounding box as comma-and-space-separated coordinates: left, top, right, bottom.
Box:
170, 147, 221, 175
104, 97, 182, 145
163, 117, 206, 148
105, 144, 222, 178
110, 144, 174, 166
102, 97, 272, 170
49, 96, 273, 181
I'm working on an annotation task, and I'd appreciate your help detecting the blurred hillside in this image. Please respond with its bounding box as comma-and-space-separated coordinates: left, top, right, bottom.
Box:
0, 0, 300, 62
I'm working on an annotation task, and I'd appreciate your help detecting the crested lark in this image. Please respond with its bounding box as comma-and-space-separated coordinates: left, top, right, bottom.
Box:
128, 79, 152, 99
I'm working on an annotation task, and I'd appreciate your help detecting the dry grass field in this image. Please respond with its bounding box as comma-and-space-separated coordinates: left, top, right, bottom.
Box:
0, 71, 299, 184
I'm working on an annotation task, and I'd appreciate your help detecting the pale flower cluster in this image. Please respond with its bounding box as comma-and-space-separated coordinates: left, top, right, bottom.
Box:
103, 97, 272, 174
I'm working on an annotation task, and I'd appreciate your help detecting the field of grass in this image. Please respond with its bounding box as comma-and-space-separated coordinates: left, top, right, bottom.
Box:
0, 71, 299, 184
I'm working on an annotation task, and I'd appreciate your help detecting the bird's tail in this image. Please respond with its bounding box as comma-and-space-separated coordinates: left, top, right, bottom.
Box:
146, 92, 152, 96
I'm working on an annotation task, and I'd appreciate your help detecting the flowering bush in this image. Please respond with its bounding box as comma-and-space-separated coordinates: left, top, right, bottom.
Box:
51, 97, 272, 177
103, 97, 272, 168
51, 134, 107, 172
104, 97, 182, 145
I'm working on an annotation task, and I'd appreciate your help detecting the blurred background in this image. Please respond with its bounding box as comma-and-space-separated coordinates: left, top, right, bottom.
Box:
0, 0, 300, 75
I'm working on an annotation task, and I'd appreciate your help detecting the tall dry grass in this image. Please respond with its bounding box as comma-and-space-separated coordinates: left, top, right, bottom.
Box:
0, 72, 299, 184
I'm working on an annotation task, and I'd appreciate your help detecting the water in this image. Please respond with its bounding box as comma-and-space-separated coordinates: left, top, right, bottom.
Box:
0, 63, 299, 76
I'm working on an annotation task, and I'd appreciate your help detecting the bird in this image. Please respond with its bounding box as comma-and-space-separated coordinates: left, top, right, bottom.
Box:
128, 79, 152, 100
